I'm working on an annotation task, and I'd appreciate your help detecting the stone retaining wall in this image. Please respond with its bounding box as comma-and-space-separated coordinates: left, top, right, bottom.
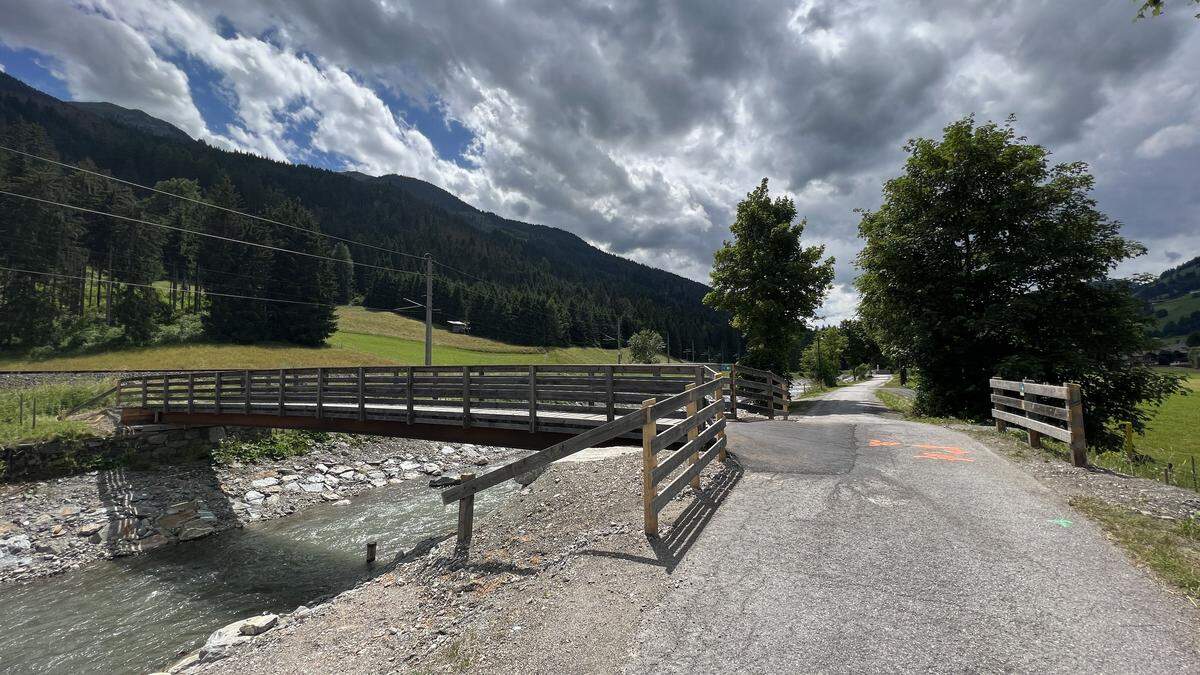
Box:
2, 426, 240, 480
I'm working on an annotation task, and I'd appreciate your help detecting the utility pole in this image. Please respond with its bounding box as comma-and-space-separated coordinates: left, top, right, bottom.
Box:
424, 253, 433, 366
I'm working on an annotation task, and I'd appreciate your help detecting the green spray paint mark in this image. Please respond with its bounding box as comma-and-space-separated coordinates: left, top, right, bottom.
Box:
1049, 518, 1073, 528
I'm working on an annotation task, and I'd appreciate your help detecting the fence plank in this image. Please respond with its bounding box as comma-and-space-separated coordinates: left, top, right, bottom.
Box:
652, 437, 723, 513
988, 378, 1068, 399
991, 409, 1073, 443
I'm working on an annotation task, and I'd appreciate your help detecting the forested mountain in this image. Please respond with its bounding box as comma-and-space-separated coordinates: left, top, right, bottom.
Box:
1138, 256, 1200, 338
0, 72, 736, 359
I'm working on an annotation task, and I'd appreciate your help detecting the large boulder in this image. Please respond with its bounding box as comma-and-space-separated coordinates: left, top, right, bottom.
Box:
198, 614, 278, 662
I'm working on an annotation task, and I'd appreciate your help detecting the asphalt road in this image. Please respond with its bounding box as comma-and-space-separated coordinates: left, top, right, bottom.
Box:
625, 376, 1200, 673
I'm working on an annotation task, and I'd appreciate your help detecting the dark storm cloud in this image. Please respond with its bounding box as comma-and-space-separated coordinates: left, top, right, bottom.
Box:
3, 0, 1197, 316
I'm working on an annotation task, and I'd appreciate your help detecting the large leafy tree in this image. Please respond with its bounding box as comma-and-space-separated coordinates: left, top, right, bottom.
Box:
705, 179, 834, 375
856, 116, 1181, 449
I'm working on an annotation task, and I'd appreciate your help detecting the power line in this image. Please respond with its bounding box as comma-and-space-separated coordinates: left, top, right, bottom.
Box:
0, 189, 425, 278
432, 258, 490, 284
0, 265, 335, 308
0, 143, 427, 262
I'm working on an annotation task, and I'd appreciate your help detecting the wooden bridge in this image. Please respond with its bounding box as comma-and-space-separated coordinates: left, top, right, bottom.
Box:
116, 362, 792, 547
115, 363, 789, 449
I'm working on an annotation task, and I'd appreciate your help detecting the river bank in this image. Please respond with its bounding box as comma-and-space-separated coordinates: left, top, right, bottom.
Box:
0, 433, 515, 584
181, 451, 737, 673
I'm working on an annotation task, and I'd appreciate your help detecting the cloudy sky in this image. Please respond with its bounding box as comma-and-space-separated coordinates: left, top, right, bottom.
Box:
1, 0, 1197, 321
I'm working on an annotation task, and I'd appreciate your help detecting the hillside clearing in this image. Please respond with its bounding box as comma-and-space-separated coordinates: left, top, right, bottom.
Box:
0, 307, 625, 371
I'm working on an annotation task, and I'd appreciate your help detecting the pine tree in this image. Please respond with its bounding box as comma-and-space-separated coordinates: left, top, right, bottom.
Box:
266, 199, 337, 345
332, 242, 355, 304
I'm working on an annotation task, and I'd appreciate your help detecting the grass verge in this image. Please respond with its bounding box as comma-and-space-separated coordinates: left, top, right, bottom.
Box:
0, 380, 116, 445
1070, 496, 1200, 602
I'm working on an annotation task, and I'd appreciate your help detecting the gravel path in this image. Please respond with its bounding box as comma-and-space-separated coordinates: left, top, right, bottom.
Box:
626, 376, 1200, 672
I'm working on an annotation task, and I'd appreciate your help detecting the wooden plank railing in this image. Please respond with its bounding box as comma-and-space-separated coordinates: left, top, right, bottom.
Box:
728, 364, 788, 420
989, 378, 1086, 467
116, 364, 716, 435
640, 376, 728, 535
441, 375, 730, 552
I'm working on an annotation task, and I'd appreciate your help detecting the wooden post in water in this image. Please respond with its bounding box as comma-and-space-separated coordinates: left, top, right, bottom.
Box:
366, 541, 377, 563
641, 398, 658, 536
455, 472, 476, 556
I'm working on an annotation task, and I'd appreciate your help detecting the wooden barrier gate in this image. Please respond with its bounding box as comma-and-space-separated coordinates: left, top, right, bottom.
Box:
990, 378, 1086, 467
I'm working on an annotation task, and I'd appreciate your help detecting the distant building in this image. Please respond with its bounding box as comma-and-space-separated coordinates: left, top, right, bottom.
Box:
447, 320, 470, 334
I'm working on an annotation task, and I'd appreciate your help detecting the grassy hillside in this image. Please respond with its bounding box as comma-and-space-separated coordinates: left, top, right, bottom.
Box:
1152, 292, 1200, 334
0, 307, 624, 371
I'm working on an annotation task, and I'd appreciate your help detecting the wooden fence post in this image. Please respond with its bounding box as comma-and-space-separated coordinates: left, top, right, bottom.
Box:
782, 374, 790, 420
316, 368, 325, 419
992, 378, 1007, 432
729, 364, 739, 420
642, 398, 658, 536
456, 472, 476, 556
716, 381, 728, 462
406, 366, 415, 425
528, 365, 538, 433
1066, 382, 1087, 468
767, 375, 775, 420
277, 369, 285, 416
162, 375, 170, 412
687, 396, 701, 490
605, 365, 615, 421
244, 370, 251, 413
187, 373, 195, 414
358, 366, 366, 422
462, 366, 471, 427
215, 372, 222, 414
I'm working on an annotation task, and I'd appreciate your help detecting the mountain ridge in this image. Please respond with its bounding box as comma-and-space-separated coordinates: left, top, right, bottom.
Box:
0, 71, 735, 356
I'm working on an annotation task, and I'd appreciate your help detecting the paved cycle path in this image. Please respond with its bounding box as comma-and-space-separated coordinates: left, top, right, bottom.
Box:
626, 376, 1200, 672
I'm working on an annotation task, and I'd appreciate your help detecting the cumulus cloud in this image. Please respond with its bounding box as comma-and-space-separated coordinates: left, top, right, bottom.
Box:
1, 0, 1197, 323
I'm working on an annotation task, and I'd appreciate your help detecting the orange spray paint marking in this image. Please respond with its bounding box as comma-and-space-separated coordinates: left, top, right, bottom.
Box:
915, 452, 975, 462
913, 444, 966, 454
869, 439, 900, 447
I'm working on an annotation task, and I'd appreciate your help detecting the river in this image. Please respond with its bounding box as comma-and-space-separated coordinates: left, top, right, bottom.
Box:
0, 481, 514, 674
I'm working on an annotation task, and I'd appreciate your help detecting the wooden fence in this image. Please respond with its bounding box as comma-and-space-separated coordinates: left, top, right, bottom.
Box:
640, 376, 728, 535
990, 378, 1086, 467
115, 364, 713, 438
443, 375, 730, 549
728, 364, 789, 420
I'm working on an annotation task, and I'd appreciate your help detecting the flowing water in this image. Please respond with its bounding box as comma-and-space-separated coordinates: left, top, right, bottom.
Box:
0, 482, 514, 674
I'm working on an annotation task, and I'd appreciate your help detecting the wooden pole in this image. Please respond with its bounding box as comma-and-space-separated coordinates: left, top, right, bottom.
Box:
215, 372, 223, 414
687, 396, 701, 489
716, 381, 728, 462
406, 366, 415, 425
1065, 382, 1087, 468
605, 365, 615, 422
366, 541, 377, 563
188, 373, 195, 414
455, 472, 476, 556
462, 366, 471, 427
642, 397, 658, 536
528, 365, 538, 433
277, 369, 285, 416
1028, 429, 1043, 449
358, 366, 367, 422
244, 370, 251, 414
316, 368, 325, 419
993, 379, 1008, 433
730, 365, 738, 420
424, 253, 433, 366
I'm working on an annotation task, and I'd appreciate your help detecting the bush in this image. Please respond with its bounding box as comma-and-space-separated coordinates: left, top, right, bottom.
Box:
212, 429, 327, 465
627, 329, 665, 364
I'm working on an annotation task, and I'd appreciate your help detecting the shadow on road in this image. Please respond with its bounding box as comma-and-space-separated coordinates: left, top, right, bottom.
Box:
580, 460, 744, 574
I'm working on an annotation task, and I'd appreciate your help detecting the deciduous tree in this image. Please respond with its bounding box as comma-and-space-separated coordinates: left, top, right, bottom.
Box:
704, 179, 834, 376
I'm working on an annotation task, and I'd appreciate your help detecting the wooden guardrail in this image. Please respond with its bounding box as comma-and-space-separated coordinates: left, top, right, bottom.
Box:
989, 378, 1086, 467
640, 376, 728, 535
728, 364, 788, 420
442, 375, 730, 551
115, 364, 713, 435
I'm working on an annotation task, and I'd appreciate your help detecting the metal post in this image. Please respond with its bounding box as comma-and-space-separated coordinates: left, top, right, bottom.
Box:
424, 253, 433, 366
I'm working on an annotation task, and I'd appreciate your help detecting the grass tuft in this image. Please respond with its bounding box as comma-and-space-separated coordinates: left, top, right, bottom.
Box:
0, 380, 116, 446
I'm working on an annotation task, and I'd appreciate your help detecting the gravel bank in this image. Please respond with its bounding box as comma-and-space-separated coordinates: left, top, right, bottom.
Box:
181, 451, 736, 674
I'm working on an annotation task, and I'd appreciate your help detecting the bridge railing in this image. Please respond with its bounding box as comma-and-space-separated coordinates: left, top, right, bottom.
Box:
989, 378, 1086, 467
115, 364, 718, 435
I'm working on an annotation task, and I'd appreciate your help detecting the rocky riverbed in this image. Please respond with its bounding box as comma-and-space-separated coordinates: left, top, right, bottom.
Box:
0, 434, 518, 584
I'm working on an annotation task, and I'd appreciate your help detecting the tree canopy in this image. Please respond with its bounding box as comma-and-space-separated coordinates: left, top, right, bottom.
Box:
855, 116, 1181, 449
627, 329, 665, 364
705, 179, 834, 376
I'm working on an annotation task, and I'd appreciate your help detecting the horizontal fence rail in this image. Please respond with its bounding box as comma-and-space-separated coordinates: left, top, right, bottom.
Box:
989, 378, 1086, 467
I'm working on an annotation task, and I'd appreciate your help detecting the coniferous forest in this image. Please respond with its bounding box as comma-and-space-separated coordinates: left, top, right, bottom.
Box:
0, 73, 738, 360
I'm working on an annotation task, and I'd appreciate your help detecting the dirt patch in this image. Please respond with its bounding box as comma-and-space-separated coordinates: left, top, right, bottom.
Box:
186, 452, 740, 674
